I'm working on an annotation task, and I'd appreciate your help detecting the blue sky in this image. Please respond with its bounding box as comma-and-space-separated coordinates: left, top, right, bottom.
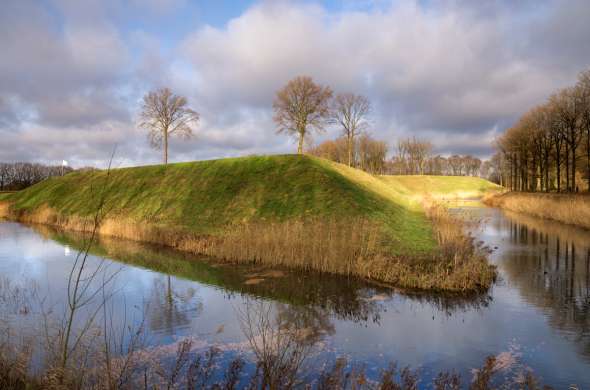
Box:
1, 0, 589, 167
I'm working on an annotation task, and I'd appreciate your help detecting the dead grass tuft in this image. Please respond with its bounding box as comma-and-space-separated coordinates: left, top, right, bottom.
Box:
0, 202, 9, 219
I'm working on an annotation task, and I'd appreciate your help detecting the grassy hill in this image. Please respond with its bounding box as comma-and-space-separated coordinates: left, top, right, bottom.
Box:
1, 155, 434, 253
0, 155, 497, 292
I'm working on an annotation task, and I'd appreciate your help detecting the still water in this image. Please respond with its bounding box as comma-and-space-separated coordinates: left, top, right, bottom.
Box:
1, 206, 589, 387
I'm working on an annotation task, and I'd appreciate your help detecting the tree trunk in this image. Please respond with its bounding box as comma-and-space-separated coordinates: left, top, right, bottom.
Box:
510, 159, 514, 191
572, 145, 577, 192
545, 153, 550, 192
556, 153, 561, 192
297, 131, 304, 154
347, 135, 353, 167
587, 127, 590, 191
565, 145, 570, 192
164, 129, 169, 164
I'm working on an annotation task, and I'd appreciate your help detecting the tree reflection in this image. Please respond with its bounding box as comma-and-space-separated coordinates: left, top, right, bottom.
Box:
501, 212, 590, 358
236, 298, 328, 388
147, 276, 203, 335
32, 223, 494, 331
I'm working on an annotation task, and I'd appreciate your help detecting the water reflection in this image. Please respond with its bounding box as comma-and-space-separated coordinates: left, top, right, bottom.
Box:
493, 210, 590, 360
3, 210, 590, 387
147, 276, 203, 334
29, 223, 490, 324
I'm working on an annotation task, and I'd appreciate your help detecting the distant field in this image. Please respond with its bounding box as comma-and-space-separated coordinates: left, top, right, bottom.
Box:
381, 175, 503, 200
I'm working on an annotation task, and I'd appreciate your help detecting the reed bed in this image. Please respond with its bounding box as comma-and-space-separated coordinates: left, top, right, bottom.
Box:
1, 199, 494, 292
0, 280, 546, 389
197, 218, 382, 276
357, 200, 495, 292
0, 335, 551, 390
484, 192, 590, 229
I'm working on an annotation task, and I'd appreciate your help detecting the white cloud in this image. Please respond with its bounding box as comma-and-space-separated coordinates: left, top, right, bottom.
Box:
1, 0, 590, 165
175, 0, 590, 160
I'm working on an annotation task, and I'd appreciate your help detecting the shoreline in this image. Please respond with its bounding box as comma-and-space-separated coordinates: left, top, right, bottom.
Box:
483, 192, 590, 230
0, 200, 495, 294
15, 220, 494, 306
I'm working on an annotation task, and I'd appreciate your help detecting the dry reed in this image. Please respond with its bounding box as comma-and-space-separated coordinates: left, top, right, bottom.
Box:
356, 200, 495, 292
0, 333, 555, 389
484, 192, 590, 229
1, 200, 495, 292
0, 202, 9, 219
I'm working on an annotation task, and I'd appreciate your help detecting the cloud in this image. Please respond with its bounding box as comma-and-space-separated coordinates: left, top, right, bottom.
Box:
176, 0, 590, 159
0, 0, 135, 163
1, 0, 590, 166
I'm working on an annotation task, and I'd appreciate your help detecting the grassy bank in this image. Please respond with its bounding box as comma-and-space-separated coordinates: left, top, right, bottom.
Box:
484, 192, 590, 229
0, 155, 495, 292
381, 175, 502, 200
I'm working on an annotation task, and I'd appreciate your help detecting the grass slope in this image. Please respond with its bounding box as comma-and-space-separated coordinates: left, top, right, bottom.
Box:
1, 155, 436, 254
380, 175, 502, 200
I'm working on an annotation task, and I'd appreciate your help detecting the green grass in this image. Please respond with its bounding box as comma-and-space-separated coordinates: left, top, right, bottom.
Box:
1, 156, 499, 292
2, 155, 439, 254
380, 175, 502, 199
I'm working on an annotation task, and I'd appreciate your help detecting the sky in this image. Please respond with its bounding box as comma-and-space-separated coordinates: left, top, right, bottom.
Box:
1, 0, 590, 168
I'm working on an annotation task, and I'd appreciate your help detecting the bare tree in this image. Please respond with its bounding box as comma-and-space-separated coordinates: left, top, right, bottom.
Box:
0, 162, 74, 191
577, 69, 590, 187
494, 71, 590, 193
138, 88, 200, 164
332, 93, 370, 166
308, 137, 348, 163
550, 88, 584, 192
357, 133, 387, 174
237, 299, 316, 389
273, 76, 333, 154
0, 163, 10, 191
448, 155, 463, 176
396, 137, 432, 175
410, 138, 432, 175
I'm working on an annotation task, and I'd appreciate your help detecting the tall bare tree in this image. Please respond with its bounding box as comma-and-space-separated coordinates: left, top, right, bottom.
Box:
396, 137, 432, 175
139, 88, 200, 164
273, 76, 333, 154
551, 88, 584, 191
577, 69, 590, 186
332, 93, 370, 166
494, 69, 590, 193
357, 133, 387, 174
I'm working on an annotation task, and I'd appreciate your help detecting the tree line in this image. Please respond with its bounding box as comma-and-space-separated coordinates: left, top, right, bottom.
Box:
391, 139, 484, 177
137, 76, 498, 181
0, 162, 74, 191
494, 69, 590, 192
308, 134, 388, 174
3, 75, 497, 192
272, 76, 490, 178
310, 134, 487, 177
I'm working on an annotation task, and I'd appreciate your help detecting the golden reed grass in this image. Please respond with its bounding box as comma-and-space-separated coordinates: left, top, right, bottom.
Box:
0, 202, 9, 219
483, 192, 590, 230
361, 199, 495, 292
0, 201, 494, 292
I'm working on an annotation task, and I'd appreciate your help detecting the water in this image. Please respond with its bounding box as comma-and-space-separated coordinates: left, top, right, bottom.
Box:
1, 206, 589, 387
